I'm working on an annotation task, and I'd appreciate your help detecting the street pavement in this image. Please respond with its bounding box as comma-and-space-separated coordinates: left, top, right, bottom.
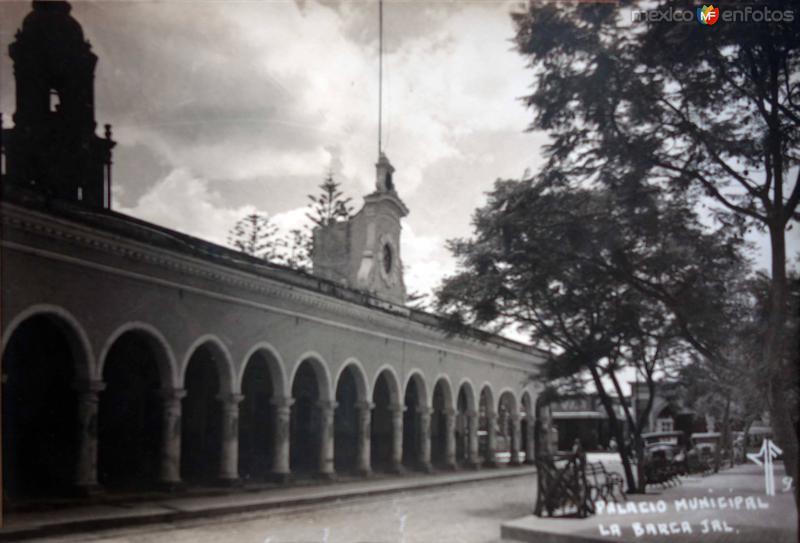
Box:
10, 473, 537, 543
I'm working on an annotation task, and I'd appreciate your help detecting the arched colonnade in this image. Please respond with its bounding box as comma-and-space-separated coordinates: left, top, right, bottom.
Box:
1, 307, 536, 501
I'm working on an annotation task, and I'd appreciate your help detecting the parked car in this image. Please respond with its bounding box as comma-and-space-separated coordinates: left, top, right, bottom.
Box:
688, 432, 722, 473
642, 431, 688, 475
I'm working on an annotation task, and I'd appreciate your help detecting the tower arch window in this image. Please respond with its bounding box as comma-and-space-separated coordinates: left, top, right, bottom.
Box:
49, 89, 60, 113
383, 243, 393, 274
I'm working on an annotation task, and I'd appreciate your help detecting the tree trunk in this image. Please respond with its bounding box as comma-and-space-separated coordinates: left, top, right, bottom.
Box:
635, 436, 646, 493
764, 223, 799, 513
588, 366, 637, 493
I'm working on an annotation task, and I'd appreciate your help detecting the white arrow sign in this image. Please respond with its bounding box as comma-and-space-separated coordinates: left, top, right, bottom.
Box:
747, 438, 783, 496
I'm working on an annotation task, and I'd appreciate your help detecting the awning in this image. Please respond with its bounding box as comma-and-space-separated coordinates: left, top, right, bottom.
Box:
552, 411, 607, 420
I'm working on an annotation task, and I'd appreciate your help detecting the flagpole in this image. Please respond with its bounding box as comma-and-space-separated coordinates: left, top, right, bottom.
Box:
378, 0, 383, 157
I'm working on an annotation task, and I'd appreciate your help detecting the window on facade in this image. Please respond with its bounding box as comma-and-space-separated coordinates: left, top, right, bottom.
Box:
656, 418, 673, 432
382, 243, 392, 274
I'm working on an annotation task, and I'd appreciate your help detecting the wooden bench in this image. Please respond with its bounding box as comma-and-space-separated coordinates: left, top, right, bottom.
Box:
585, 461, 626, 504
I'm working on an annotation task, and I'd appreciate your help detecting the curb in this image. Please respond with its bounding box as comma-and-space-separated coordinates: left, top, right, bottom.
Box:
1, 467, 536, 541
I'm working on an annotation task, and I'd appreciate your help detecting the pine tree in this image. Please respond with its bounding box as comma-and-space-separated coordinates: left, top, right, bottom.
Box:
227, 213, 282, 260
306, 173, 354, 227
276, 228, 313, 271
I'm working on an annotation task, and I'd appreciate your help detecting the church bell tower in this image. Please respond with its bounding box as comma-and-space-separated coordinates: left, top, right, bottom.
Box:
1, 0, 115, 208
312, 153, 409, 305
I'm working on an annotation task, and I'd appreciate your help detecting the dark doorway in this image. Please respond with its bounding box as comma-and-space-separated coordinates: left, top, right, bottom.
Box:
99, 331, 163, 490
238, 352, 275, 482
334, 366, 360, 474
498, 392, 516, 461
521, 395, 531, 462
371, 371, 395, 471
479, 388, 493, 464
456, 386, 470, 465
2, 315, 79, 501
431, 380, 449, 467
290, 360, 322, 474
402, 376, 423, 469
181, 344, 223, 484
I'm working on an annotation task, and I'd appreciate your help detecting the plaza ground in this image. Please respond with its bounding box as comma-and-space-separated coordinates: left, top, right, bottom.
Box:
4, 455, 797, 543
502, 461, 798, 543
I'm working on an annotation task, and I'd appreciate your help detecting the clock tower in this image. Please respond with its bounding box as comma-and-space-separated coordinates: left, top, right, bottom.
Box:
312, 153, 408, 305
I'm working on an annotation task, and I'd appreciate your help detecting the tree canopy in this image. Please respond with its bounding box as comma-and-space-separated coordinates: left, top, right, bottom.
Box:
509, 0, 799, 502
437, 176, 746, 491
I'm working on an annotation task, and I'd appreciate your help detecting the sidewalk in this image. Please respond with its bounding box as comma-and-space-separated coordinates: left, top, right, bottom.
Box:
501, 463, 798, 543
0, 465, 536, 541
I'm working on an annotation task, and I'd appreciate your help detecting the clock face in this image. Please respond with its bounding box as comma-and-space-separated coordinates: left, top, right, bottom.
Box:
377, 235, 398, 287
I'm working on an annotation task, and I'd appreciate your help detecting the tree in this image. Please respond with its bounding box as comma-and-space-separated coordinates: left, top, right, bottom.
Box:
512, 0, 799, 503
307, 173, 354, 227
277, 228, 313, 272
436, 177, 744, 492
227, 213, 282, 260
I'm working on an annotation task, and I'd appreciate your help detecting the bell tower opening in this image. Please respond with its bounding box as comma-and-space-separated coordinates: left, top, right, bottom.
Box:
49, 89, 60, 113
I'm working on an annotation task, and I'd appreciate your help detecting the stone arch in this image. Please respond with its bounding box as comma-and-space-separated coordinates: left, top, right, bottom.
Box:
521, 391, 534, 464
456, 379, 477, 465
334, 359, 369, 473
498, 388, 519, 414
1, 308, 91, 501
402, 370, 428, 469
238, 343, 286, 481
371, 366, 401, 471
478, 384, 495, 464
334, 358, 369, 402
290, 353, 333, 474
457, 378, 477, 411
431, 374, 455, 410
479, 383, 496, 413
2, 304, 94, 381
180, 336, 236, 483
498, 389, 519, 464
521, 391, 533, 417
179, 335, 236, 396
372, 364, 402, 406
238, 342, 288, 399
98, 321, 178, 388
289, 351, 333, 401
403, 370, 429, 407
98, 324, 176, 489
431, 376, 454, 467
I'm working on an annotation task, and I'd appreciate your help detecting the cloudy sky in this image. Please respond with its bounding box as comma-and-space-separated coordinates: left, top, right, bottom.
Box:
0, 0, 549, 302
0, 0, 793, 313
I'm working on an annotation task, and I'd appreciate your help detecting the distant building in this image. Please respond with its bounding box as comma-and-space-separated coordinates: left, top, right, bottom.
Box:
548, 381, 706, 452
550, 393, 628, 451
629, 381, 698, 441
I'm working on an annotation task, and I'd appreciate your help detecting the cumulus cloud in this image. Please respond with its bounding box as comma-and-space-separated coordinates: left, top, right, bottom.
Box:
115, 168, 257, 246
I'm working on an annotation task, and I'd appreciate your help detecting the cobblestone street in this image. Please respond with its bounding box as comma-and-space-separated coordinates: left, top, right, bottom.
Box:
30, 474, 536, 543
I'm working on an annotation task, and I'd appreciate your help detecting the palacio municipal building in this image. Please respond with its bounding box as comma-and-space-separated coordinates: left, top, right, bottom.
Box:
0, 1, 544, 508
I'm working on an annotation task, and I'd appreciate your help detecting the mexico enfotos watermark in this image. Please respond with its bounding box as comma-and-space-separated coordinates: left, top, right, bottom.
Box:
632, 5, 795, 24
